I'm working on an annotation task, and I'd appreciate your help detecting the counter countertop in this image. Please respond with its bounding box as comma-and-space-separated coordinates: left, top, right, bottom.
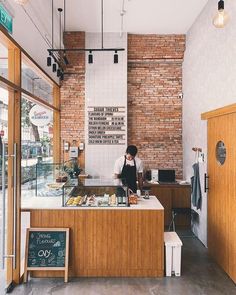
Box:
21, 196, 164, 211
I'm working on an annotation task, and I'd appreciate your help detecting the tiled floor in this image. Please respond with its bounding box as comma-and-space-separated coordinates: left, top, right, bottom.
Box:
12, 236, 236, 295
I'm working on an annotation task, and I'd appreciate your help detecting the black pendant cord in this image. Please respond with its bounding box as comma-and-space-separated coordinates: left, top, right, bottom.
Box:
64, 0, 66, 33
58, 8, 63, 59
101, 0, 104, 49
52, 0, 54, 49
60, 10, 61, 51
47, 0, 125, 71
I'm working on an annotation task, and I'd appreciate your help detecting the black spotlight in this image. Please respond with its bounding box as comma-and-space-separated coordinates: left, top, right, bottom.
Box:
52, 63, 57, 72
88, 50, 93, 64
57, 68, 61, 77
60, 71, 64, 81
63, 52, 69, 65
47, 56, 52, 66
114, 50, 118, 64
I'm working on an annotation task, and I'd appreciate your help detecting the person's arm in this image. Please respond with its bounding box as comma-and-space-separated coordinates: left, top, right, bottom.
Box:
114, 158, 121, 179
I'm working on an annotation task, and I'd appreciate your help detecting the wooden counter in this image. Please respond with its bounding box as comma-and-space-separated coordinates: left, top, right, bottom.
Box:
145, 182, 191, 227
26, 197, 164, 278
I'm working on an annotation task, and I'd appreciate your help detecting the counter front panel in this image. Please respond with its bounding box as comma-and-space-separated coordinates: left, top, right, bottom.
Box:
30, 205, 164, 278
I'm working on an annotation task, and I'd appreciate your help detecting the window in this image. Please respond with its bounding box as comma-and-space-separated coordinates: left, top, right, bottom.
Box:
0, 41, 8, 80
22, 54, 53, 104
21, 96, 54, 194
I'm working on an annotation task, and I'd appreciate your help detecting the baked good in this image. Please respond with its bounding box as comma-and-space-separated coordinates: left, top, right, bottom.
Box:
129, 194, 138, 204
109, 194, 116, 206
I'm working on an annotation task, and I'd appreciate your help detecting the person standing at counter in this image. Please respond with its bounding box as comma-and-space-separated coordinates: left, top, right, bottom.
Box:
114, 145, 143, 193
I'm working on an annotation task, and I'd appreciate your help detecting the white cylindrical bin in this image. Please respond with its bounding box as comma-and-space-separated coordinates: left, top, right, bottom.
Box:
164, 232, 183, 276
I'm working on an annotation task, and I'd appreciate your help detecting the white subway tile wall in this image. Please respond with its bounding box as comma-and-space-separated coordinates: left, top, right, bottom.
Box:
85, 32, 127, 178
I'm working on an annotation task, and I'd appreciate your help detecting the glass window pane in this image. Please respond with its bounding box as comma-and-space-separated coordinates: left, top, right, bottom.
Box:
21, 54, 53, 104
0, 42, 8, 80
0, 86, 9, 291
21, 96, 54, 201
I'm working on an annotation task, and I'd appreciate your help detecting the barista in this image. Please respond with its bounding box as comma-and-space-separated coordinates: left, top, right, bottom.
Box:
114, 145, 143, 193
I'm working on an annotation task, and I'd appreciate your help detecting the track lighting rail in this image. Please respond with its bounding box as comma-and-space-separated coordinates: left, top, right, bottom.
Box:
48, 48, 125, 53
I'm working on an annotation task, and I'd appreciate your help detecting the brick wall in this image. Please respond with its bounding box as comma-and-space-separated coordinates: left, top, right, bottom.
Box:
60, 31, 85, 166
60, 33, 186, 177
128, 34, 185, 178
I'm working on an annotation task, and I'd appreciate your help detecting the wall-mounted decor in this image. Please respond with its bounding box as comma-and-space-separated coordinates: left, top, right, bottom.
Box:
88, 106, 126, 145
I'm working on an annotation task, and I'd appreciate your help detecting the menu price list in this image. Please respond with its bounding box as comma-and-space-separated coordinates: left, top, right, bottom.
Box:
88, 106, 126, 145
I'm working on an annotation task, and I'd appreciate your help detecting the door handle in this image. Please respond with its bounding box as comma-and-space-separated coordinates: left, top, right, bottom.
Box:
1, 143, 17, 270
1, 143, 6, 270
12, 143, 17, 270
204, 173, 209, 192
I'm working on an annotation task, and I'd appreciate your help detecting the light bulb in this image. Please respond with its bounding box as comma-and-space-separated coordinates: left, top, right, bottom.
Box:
213, 9, 229, 28
14, 0, 29, 5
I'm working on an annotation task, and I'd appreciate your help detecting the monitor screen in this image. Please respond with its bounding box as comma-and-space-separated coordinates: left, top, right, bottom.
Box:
158, 169, 175, 182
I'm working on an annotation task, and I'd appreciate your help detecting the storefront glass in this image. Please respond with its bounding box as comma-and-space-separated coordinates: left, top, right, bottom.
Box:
0, 87, 10, 293
21, 54, 53, 104
20, 96, 54, 275
21, 96, 54, 199
0, 42, 8, 80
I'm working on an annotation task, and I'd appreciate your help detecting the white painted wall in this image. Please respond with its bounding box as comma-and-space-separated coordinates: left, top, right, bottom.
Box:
183, 0, 236, 246
85, 32, 127, 179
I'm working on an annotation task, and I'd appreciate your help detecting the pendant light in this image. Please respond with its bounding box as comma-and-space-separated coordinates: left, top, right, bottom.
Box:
88, 51, 93, 64
114, 50, 118, 64
213, 0, 229, 28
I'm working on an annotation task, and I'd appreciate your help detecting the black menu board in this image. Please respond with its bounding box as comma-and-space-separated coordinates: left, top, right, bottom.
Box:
24, 228, 69, 283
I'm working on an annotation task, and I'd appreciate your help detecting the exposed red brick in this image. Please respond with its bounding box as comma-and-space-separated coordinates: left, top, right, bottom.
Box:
60, 32, 85, 166
128, 34, 186, 178
60, 32, 186, 177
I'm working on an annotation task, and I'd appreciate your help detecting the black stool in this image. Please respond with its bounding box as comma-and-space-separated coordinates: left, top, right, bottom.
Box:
168, 208, 194, 232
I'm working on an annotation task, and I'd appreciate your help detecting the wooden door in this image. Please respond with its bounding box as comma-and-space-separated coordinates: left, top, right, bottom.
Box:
207, 112, 236, 280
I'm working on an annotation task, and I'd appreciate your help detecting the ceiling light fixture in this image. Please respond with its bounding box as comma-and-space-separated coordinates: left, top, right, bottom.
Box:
63, 51, 69, 65
88, 51, 93, 64
114, 50, 118, 64
213, 0, 229, 28
14, 0, 29, 5
57, 68, 61, 77
47, 56, 52, 67
52, 63, 57, 72
46, 0, 124, 76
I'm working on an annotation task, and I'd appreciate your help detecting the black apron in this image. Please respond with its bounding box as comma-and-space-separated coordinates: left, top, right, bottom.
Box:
121, 156, 137, 193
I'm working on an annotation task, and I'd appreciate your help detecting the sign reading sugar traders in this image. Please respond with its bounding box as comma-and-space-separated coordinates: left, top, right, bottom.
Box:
0, 4, 13, 34
88, 106, 126, 145
29, 105, 52, 127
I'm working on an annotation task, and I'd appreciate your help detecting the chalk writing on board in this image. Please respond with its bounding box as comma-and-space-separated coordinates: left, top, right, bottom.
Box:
27, 231, 66, 268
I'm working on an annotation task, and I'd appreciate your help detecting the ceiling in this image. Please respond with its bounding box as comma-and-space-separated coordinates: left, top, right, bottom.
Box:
27, 0, 209, 35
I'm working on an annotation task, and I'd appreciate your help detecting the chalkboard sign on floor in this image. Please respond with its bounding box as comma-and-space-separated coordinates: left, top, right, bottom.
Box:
24, 228, 69, 283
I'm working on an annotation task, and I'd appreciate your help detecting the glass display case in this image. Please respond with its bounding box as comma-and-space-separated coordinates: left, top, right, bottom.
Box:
62, 178, 130, 207
35, 159, 81, 197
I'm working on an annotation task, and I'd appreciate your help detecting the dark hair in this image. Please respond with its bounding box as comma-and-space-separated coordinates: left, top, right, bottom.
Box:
126, 145, 138, 157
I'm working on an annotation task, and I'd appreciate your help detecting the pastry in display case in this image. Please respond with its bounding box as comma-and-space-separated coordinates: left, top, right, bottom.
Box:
62, 178, 130, 207
129, 194, 138, 204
